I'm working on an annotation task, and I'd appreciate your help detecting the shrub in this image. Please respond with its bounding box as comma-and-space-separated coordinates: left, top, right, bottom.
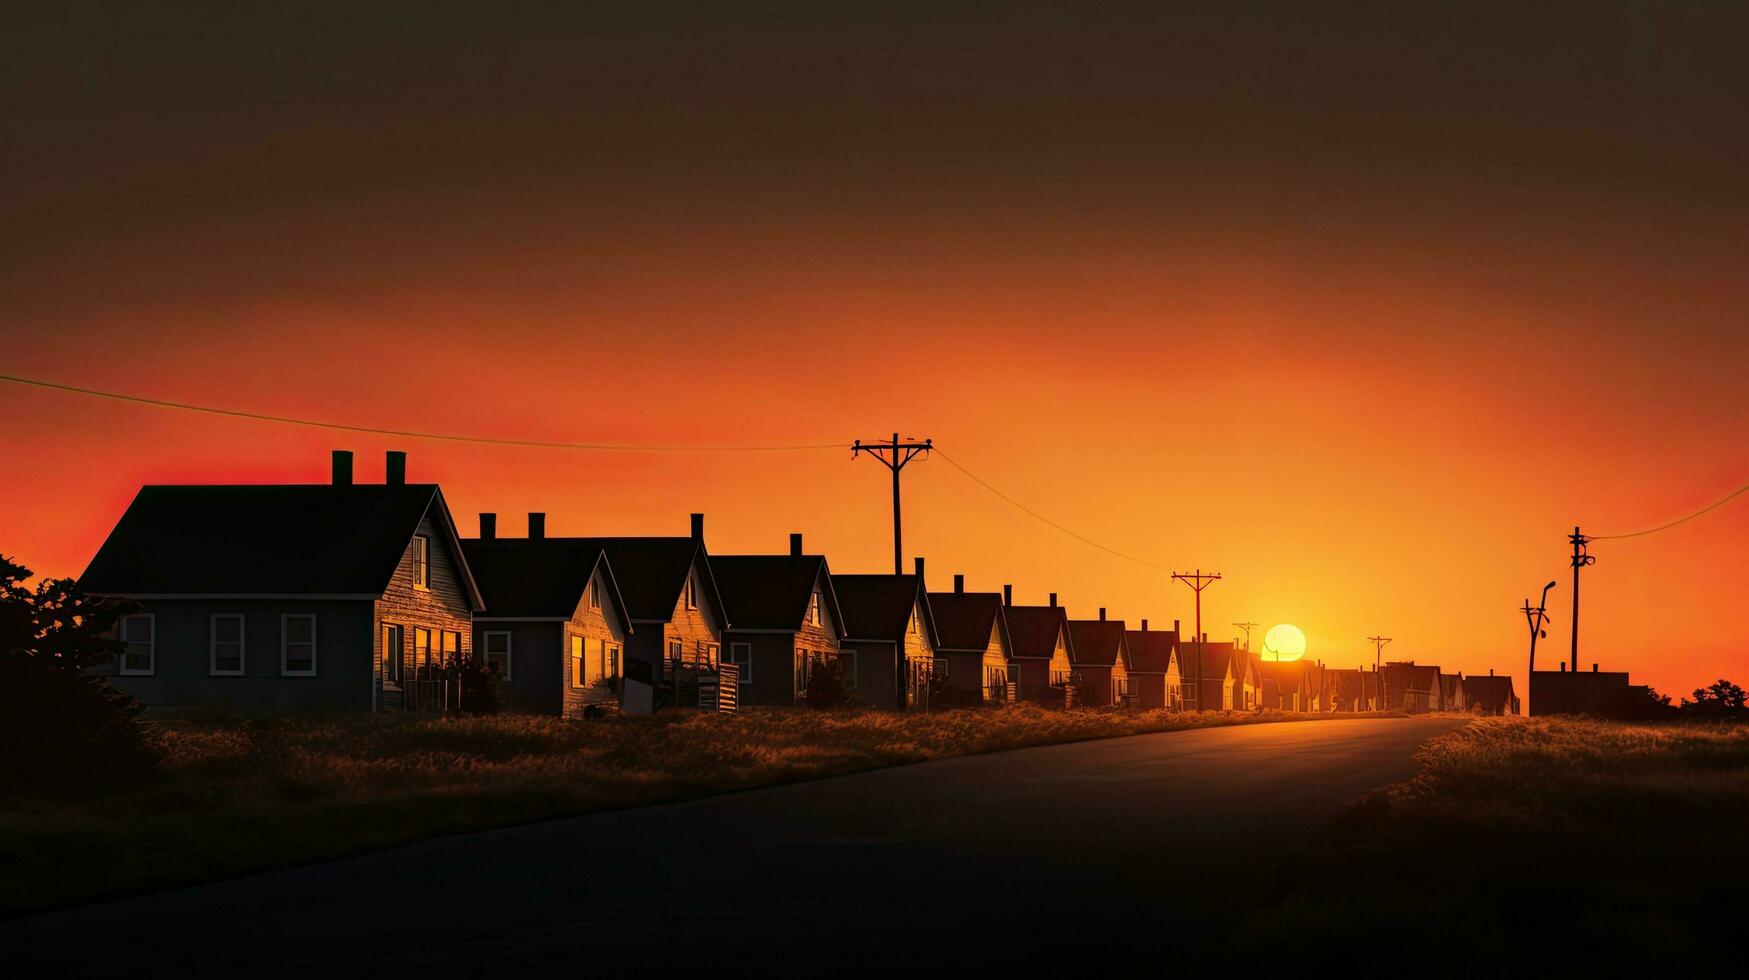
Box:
454, 652, 504, 714
804, 656, 855, 709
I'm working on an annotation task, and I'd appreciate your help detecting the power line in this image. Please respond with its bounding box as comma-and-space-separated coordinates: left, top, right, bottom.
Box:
0, 372, 848, 453
932, 448, 1167, 570
1591, 482, 1749, 539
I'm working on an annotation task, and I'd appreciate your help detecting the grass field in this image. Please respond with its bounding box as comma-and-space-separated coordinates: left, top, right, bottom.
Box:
0, 704, 1327, 916
1243, 716, 1749, 974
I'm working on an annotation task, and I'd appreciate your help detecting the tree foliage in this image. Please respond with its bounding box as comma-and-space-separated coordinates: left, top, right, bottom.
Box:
0, 554, 154, 798
1682, 678, 1748, 719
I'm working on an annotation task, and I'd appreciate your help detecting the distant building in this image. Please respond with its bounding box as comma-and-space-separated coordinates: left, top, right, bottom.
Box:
1381, 661, 1444, 713
1258, 659, 1314, 711
1001, 588, 1075, 704
1439, 672, 1465, 713
1188, 640, 1257, 712
1067, 610, 1131, 707
712, 534, 844, 708
1530, 665, 1653, 718
928, 575, 1011, 703
1123, 619, 1182, 710
1462, 671, 1520, 715
82, 450, 484, 712
1325, 668, 1369, 712
832, 558, 936, 710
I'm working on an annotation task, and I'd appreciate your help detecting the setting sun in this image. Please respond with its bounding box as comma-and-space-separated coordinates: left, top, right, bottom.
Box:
1260, 624, 1307, 662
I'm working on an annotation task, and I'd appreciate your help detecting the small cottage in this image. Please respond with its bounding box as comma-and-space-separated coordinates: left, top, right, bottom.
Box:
927, 575, 1012, 704
831, 558, 936, 710
1001, 588, 1076, 704
1123, 619, 1181, 709
713, 533, 844, 707
1067, 609, 1131, 707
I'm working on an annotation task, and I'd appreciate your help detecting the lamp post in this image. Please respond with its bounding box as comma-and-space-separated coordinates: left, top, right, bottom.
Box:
1523, 580, 1556, 714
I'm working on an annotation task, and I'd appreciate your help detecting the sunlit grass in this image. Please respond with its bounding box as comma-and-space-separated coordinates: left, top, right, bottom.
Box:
1, 704, 1334, 915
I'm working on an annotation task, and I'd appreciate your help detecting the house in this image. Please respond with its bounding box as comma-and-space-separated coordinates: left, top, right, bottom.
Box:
1186, 640, 1257, 711
1462, 671, 1520, 715
1439, 672, 1465, 713
1530, 665, 1644, 717
832, 558, 936, 710
565, 514, 729, 707
1258, 658, 1314, 711
461, 512, 634, 717
1067, 609, 1131, 707
1001, 587, 1076, 704
1325, 668, 1370, 712
712, 533, 844, 707
81, 450, 483, 712
927, 575, 1012, 704
1381, 661, 1444, 712
1123, 619, 1182, 709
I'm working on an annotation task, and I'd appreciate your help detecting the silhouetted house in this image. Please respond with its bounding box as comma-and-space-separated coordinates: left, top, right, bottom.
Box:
1303, 661, 1329, 712
1123, 619, 1182, 709
1381, 661, 1444, 712
1258, 659, 1314, 711
1326, 668, 1369, 712
566, 514, 728, 701
1067, 610, 1131, 707
1439, 672, 1465, 713
1530, 665, 1642, 717
832, 558, 937, 710
82, 450, 483, 712
1188, 640, 1257, 711
928, 575, 1011, 703
1001, 588, 1075, 703
1462, 671, 1520, 715
462, 514, 633, 717
713, 534, 844, 707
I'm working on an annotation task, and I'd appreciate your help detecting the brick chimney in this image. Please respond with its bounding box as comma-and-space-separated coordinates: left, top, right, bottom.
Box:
690, 513, 704, 540
480, 513, 497, 540
385, 450, 406, 485
331, 450, 353, 486
953, 574, 964, 594
1003, 584, 1013, 606
1048, 592, 1057, 607
528, 512, 546, 539
789, 532, 803, 557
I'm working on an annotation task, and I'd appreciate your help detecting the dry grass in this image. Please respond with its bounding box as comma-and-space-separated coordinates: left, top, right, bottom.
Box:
1244, 716, 1749, 975
0, 704, 1324, 916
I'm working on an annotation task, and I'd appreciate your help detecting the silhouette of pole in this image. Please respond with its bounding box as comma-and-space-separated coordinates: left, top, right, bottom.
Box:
1568, 526, 1593, 673
1232, 621, 1259, 653
1172, 570, 1222, 711
852, 433, 932, 575
1522, 581, 1556, 713
1367, 635, 1391, 711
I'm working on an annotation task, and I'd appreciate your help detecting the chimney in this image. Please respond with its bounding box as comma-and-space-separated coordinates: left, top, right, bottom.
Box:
385, 451, 406, 485
1099, 607, 1107, 621
789, 533, 803, 557
954, 574, 964, 594
1592, 663, 1598, 673
1490, 667, 1495, 676
528, 512, 546, 540
1174, 618, 1181, 637
1203, 632, 1209, 642
690, 513, 704, 541
1049, 592, 1057, 608
914, 556, 925, 578
1003, 584, 1013, 606
1142, 619, 1150, 631
331, 450, 354, 486
479, 513, 497, 540
1560, 662, 1566, 672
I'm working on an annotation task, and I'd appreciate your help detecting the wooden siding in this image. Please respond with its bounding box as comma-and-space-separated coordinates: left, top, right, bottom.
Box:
728, 568, 839, 707
374, 510, 475, 710
561, 565, 631, 718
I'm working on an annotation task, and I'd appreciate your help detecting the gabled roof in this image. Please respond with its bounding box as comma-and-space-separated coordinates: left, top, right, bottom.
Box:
1439, 672, 1463, 700
460, 538, 631, 629
1183, 641, 1241, 682
1462, 674, 1517, 711
79, 483, 483, 607
713, 555, 843, 634
558, 537, 726, 625
1066, 619, 1127, 668
1124, 629, 1178, 674
831, 573, 931, 643
1005, 605, 1072, 660
926, 591, 1008, 653
1257, 659, 1310, 688
1384, 662, 1442, 693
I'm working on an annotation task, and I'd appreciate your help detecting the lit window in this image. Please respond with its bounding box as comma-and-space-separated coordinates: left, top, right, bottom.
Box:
668, 639, 684, 664
685, 575, 698, 609
808, 592, 821, 626
209, 613, 244, 676
440, 630, 460, 666
382, 624, 403, 686
119, 614, 154, 675
607, 645, 621, 678
589, 577, 601, 610
414, 628, 432, 671
282, 615, 317, 676
411, 535, 430, 590
571, 634, 586, 687
483, 631, 512, 679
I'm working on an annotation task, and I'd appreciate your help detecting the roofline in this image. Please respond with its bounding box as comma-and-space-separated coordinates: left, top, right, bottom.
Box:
425, 488, 487, 611
473, 616, 569, 622
90, 592, 378, 600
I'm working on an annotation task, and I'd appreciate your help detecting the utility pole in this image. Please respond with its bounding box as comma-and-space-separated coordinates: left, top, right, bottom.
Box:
851, 433, 932, 575
1367, 635, 1391, 711
1568, 526, 1593, 673
1522, 581, 1556, 714
1171, 570, 1221, 711
1232, 621, 1259, 653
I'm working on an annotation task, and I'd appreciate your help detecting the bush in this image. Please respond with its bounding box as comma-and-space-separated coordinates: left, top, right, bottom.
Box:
454, 652, 504, 714
804, 656, 855, 709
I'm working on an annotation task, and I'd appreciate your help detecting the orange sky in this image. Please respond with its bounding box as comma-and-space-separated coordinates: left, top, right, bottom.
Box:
1, 2, 1745, 700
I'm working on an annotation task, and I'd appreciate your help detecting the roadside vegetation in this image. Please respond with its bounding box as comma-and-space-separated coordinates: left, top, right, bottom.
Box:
1243, 715, 1749, 974
2, 701, 1343, 915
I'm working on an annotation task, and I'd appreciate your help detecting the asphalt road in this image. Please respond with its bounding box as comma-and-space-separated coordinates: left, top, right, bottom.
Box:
10, 716, 1462, 977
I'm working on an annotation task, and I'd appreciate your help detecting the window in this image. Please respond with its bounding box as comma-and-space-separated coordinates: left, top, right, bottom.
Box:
932, 657, 949, 681
985, 665, 1006, 699
808, 591, 821, 626
607, 644, 621, 679
668, 639, 684, 665
838, 649, 857, 689
727, 642, 753, 683
382, 624, 403, 686
794, 648, 812, 693
209, 614, 245, 675
701, 641, 720, 668
119, 614, 154, 675
414, 628, 433, 674
483, 631, 512, 679
282, 615, 317, 676
589, 577, 601, 610
571, 634, 587, 687
685, 575, 698, 609
411, 535, 430, 590
440, 630, 460, 667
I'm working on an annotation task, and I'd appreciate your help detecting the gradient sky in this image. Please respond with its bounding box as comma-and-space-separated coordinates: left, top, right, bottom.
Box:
2, 2, 1744, 699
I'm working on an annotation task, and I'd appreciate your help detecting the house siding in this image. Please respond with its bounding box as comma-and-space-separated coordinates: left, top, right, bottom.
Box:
624, 552, 724, 691
374, 510, 475, 710
473, 621, 562, 713
728, 572, 838, 707
843, 639, 901, 709
103, 597, 374, 710
561, 566, 631, 719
